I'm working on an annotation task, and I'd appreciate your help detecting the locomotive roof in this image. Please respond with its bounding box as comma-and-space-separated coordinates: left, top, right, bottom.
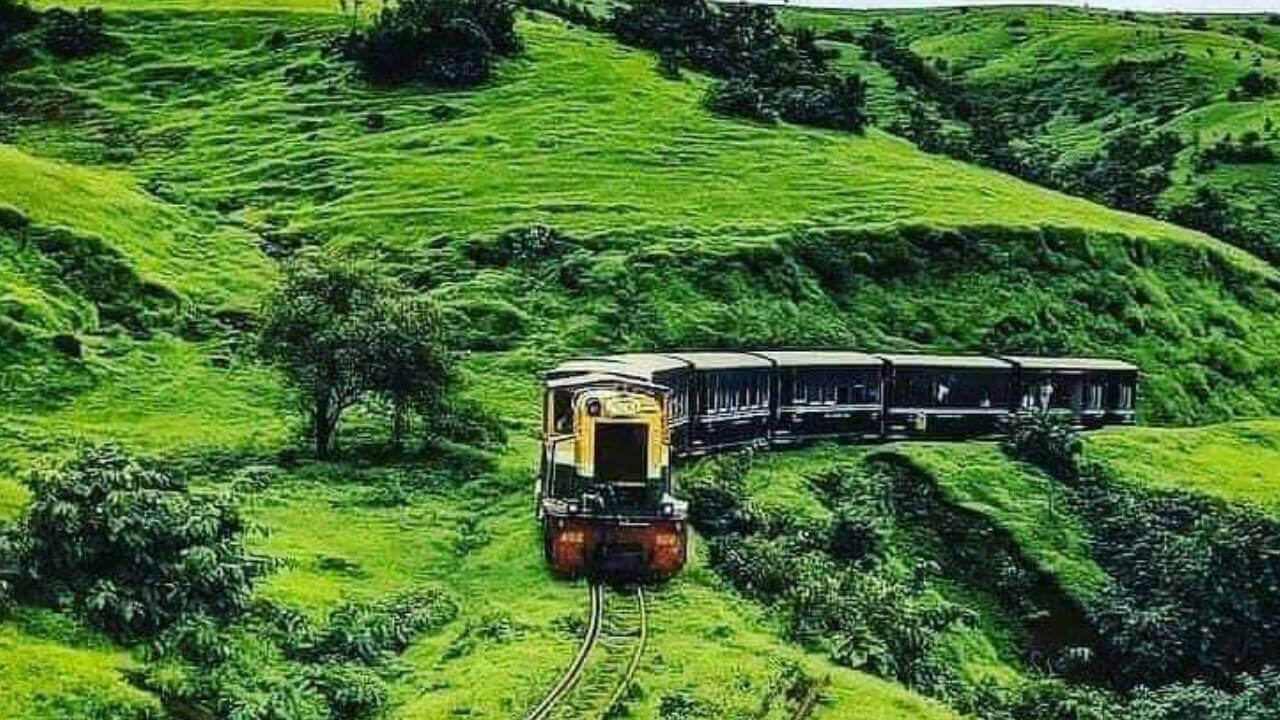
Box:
544, 358, 644, 381
547, 354, 688, 381
878, 354, 1013, 369
750, 350, 883, 367
664, 352, 772, 370
609, 353, 692, 375
544, 372, 666, 392
1003, 356, 1139, 372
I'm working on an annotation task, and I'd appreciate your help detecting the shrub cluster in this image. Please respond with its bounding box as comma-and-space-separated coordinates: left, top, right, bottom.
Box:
5, 445, 267, 640
687, 454, 971, 695
1195, 131, 1276, 170
144, 587, 457, 720
41, 6, 107, 58
1229, 69, 1278, 101
337, 0, 520, 86
607, 0, 868, 132
1002, 410, 1082, 481
1066, 126, 1183, 215
1073, 468, 1280, 688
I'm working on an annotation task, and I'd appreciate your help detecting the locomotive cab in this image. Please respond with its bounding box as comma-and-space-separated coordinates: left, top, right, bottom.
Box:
540, 373, 688, 579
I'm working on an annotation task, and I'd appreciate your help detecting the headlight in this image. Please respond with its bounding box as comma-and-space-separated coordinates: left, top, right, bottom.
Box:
586, 399, 602, 417
660, 502, 674, 517
567, 500, 582, 514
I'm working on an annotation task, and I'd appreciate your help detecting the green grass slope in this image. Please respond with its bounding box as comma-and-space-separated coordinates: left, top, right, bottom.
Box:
1089, 419, 1280, 511
892, 443, 1109, 604
782, 6, 1280, 262
0, 610, 160, 720
3, 12, 1241, 246
0, 145, 272, 310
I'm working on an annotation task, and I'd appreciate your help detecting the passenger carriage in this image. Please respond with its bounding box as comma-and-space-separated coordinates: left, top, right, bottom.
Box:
880, 354, 1015, 438
1004, 356, 1138, 428
750, 351, 885, 444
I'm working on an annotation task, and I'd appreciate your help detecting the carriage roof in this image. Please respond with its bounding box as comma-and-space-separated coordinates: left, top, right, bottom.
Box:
1002, 356, 1138, 372
750, 350, 883, 367
663, 352, 772, 370
877, 354, 1013, 370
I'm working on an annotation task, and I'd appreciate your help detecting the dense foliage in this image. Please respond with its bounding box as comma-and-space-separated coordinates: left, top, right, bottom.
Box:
41, 7, 107, 59
258, 252, 456, 458
337, 0, 520, 86
1002, 411, 1082, 481
5, 445, 266, 640
1076, 468, 1280, 689
608, 0, 868, 131
142, 587, 457, 720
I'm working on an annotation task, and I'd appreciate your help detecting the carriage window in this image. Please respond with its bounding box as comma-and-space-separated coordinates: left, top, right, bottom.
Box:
1118, 382, 1134, 409
897, 372, 934, 407
1086, 379, 1105, 410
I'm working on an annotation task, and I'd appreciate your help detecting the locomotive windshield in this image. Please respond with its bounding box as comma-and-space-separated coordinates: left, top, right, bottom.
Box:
595, 423, 648, 482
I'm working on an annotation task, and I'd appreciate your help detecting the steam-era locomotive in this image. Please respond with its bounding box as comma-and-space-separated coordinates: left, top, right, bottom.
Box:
539, 351, 1138, 579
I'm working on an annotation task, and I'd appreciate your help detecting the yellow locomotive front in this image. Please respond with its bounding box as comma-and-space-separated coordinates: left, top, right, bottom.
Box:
539, 373, 688, 578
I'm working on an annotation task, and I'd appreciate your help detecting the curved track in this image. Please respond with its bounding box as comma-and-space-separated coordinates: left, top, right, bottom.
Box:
595, 587, 647, 720
524, 583, 604, 720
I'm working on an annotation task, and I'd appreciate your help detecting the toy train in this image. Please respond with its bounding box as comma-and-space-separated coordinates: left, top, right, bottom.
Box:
538, 351, 1138, 579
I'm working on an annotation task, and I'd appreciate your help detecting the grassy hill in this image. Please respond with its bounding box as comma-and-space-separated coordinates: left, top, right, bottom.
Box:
782, 6, 1280, 264
3, 2, 1280, 719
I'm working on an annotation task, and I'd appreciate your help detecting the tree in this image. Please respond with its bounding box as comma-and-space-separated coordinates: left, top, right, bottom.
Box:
260, 254, 383, 458
258, 252, 455, 458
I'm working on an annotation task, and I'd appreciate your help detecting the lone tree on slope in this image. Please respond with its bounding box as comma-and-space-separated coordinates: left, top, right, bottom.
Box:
258, 252, 454, 458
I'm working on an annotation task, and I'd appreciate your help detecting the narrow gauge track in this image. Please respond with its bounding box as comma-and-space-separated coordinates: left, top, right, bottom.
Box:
523, 584, 649, 720
523, 583, 604, 720
595, 587, 647, 720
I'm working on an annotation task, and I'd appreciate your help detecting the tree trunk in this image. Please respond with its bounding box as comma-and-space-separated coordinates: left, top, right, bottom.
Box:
391, 397, 408, 451
315, 389, 333, 459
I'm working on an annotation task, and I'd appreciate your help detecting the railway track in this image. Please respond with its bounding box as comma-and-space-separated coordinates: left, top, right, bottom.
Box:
524, 583, 604, 720
523, 583, 648, 720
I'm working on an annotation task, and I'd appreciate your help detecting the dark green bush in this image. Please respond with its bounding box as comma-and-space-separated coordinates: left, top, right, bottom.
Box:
608, 0, 866, 132
1230, 69, 1278, 100
287, 586, 458, 665
777, 76, 869, 131
13, 445, 268, 639
304, 663, 389, 720
705, 77, 777, 123
680, 450, 753, 534
1071, 468, 1280, 688
337, 0, 520, 86
1002, 410, 1082, 481
145, 587, 454, 720
41, 6, 108, 58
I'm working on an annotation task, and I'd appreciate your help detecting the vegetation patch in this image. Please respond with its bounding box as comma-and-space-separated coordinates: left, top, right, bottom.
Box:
2, 444, 268, 640
608, 0, 869, 132
336, 0, 520, 87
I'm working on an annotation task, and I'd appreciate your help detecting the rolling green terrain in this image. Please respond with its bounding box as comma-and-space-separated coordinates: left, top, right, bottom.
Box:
783, 6, 1280, 263
3, 1, 1280, 719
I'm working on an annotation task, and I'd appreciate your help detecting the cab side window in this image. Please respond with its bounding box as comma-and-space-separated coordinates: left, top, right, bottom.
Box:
552, 390, 574, 435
